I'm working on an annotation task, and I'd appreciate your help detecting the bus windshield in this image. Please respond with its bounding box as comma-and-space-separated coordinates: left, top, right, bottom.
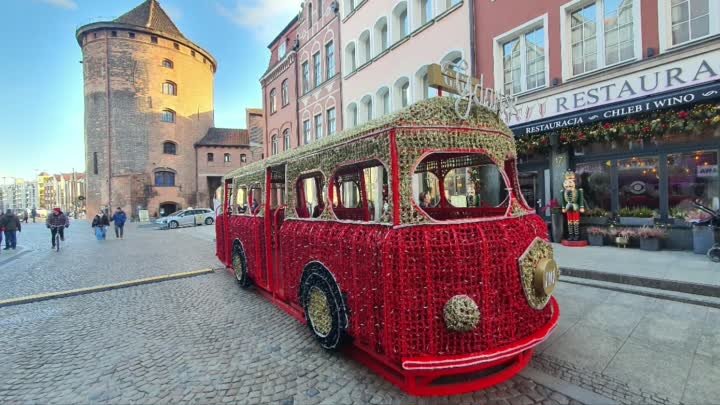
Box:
412, 152, 510, 221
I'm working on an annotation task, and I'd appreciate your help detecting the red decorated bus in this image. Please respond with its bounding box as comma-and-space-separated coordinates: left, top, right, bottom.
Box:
215, 98, 559, 396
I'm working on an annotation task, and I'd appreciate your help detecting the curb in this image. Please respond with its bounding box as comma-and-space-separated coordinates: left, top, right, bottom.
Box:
520, 366, 618, 405
0, 268, 214, 308
560, 266, 720, 298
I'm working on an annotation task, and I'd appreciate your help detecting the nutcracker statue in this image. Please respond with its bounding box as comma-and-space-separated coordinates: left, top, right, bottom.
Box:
561, 170, 584, 241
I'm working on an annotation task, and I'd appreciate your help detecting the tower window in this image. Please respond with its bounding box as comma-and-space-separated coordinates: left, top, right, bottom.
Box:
128, 32, 135, 39
161, 109, 176, 123
162, 59, 174, 69
151, 36, 158, 44
174, 43, 180, 50
162, 142, 177, 155
207, 153, 214, 162
191, 50, 196, 57
154, 171, 176, 187
93, 33, 98, 39
93, 152, 98, 175
241, 154, 247, 163
224, 153, 231, 163
111, 31, 117, 37
162, 81, 177, 96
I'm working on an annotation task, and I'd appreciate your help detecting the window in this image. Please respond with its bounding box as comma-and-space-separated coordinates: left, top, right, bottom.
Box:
314, 114, 324, 140
155, 171, 176, 187
668, 151, 719, 212
249, 186, 263, 215
347, 103, 358, 128
327, 107, 336, 135
416, 66, 438, 100
331, 161, 389, 222
565, 0, 635, 77
401, 81, 410, 107
576, 161, 612, 211
174, 43, 180, 50
378, 88, 390, 115
240, 154, 247, 163
232, 184, 248, 215
345, 43, 356, 74
374, 18, 389, 54
309, 2, 313, 28
359, 30, 371, 65
302, 61, 310, 93
303, 120, 311, 144
344, 0, 358, 17
318, 0, 323, 19
93, 152, 98, 175
361, 96, 373, 122
279, 41, 287, 59
161, 109, 175, 123
111, 31, 117, 37
191, 50, 196, 57
151, 36, 158, 44
296, 173, 325, 218
501, 26, 546, 95
325, 41, 336, 79
207, 153, 214, 162
313, 52, 322, 87
224, 153, 231, 163
412, 153, 511, 221
162, 59, 174, 69
283, 129, 291, 150
618, 156, 660, 211
129, 32, 136, 39
669, 0, 712, 46
93, 33, 98, 39
420, 0, 433, 25
281, 80, 289, 106
271, 135, 278, 155
270, 89, 277, 113
162, 81, 177, 96
162, 142, 177, 155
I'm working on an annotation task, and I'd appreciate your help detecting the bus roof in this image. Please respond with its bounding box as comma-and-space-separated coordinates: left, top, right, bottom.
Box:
224, 97, 512, 181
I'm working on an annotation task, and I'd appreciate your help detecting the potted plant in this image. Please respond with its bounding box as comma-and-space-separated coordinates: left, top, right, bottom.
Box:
637, 226, 667, 251
614, 228, 635, 248
586, 227, 606, 246
581, 207, 610, 225
619, 207, 656, 226
685, 209, 715, 254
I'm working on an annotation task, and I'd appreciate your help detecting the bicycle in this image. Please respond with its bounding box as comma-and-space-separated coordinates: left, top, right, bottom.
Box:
50, 225, 64, 252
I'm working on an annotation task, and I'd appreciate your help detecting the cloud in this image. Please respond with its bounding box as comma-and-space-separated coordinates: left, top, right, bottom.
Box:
217, 0, 302, 43
38, 0, 77, 9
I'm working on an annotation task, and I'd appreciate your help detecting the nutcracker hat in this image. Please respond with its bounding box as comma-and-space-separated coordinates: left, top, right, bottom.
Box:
564, 170, 576, 181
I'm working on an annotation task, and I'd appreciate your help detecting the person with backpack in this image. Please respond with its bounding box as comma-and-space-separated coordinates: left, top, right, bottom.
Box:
111, 207, 127, 239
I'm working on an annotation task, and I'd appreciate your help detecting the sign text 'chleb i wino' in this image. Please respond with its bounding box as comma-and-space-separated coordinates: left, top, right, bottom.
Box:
428, 60, 519, 122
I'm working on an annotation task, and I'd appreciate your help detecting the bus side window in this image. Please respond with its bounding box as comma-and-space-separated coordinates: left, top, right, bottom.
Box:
332, 161, 388, 223
296, 173, 325, 218
249, 187, 263, 216
233, 185, 248, 215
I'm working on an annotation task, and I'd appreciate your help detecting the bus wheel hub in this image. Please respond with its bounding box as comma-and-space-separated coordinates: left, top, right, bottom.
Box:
308, 287, 332, 337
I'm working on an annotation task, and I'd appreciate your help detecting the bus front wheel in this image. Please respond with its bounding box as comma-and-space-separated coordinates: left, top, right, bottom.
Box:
300, 265, 348, 350
232, 244, 252, 288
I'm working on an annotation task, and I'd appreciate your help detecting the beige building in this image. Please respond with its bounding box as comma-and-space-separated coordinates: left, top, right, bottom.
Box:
76, 0, 219, 218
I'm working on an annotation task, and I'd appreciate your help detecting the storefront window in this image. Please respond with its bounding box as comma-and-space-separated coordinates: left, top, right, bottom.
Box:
576, 161, 612, 211
667, 151, 720, 211
617, 156, 660, 211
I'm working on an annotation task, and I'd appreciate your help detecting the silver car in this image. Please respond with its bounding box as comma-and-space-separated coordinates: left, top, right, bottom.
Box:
155, 208, 215, 229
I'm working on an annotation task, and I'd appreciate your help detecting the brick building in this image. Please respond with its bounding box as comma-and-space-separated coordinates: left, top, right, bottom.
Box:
76, 0, 231, 218
261, 17, 301, 158
474, 0, 720, 249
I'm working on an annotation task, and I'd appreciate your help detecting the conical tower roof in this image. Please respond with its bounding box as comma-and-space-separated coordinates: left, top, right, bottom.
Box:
114, 0, 184, 38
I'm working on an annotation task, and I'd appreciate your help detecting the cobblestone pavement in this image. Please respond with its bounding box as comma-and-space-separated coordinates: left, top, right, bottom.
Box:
0, 221, 219, 300
0, 224, 589, 405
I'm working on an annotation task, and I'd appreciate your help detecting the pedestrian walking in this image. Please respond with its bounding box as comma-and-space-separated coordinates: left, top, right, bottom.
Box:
31, 207, 37, 223
0, 212, 4, 254
111, 207, 127, 239
1, 209, 21, 250
91, 211, 110, 240
22, 210, 28, 224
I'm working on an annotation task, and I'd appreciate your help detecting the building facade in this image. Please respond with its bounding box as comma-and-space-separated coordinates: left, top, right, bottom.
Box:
262, 18, 301, 158
340, 0, 469, 128
76, 0, 217, 218
475, 0, 720, 249
296, 0, 343, 146
0, 180, 39, 213
53, 173, 87, 214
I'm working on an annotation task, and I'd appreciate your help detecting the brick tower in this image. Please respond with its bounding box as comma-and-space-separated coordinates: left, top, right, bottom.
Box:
76, 0, 216, 218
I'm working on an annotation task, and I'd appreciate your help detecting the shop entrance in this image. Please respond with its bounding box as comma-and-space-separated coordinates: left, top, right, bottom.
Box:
159, 202, 179, 217
518, 168, 549, 214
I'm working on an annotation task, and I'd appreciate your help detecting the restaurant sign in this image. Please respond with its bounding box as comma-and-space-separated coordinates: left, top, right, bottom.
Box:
509, 49, 720, 132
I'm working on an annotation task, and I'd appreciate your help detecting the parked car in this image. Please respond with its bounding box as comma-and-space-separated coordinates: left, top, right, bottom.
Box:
155, 208, 215, 229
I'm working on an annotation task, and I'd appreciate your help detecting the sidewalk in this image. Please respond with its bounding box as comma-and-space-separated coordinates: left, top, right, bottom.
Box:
554, 243, 720, 289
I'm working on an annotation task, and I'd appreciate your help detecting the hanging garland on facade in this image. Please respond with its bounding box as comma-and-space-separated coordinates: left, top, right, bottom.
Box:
516, 103, 720, 155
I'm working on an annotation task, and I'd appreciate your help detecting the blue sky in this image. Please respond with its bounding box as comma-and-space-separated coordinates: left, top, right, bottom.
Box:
0, 0, 301, 181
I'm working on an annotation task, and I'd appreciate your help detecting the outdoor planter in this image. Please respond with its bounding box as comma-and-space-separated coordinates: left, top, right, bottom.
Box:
639, 238, 662, 251
619, 217, 654, 226
615, 236, 629, 247
582, 217, 609, 226
693, 225, 714, 254
588, 234, 604, 246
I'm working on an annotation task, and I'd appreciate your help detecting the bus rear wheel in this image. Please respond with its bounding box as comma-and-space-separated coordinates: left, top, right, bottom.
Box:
232, 244, 252, 288
300, 265, 348, 350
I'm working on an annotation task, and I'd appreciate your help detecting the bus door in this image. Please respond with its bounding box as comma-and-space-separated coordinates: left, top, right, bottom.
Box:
216, 178, 232, 264
266, 165, 287, 300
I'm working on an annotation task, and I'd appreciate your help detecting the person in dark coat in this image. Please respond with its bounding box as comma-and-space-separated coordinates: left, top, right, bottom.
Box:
22, 211, 28, 223
0, 212, 4, 252
46, 208, 70, 249
111, 207, 127, 239
91, 211, 110, 240
31, 207, 37, 223
1, 210, 21, 250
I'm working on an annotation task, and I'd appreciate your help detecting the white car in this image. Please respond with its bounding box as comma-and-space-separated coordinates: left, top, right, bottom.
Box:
155, 208, 215, 229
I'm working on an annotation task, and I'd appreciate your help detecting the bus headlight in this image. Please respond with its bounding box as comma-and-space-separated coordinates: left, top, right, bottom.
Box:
443, 295, 480, 332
